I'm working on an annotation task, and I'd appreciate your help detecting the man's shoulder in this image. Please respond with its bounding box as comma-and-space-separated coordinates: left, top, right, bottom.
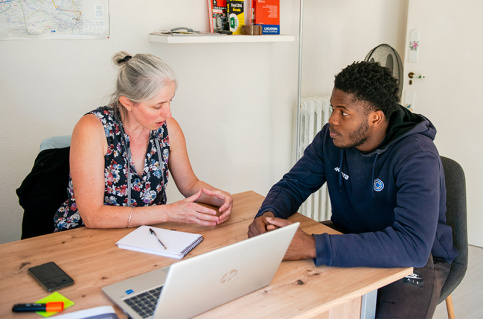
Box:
385, 133, 441, 175
388, 126, 439, 156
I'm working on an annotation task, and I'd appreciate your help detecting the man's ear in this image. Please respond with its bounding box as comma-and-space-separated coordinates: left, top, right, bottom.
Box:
119, 96, 133, 111
371, 110, 385, 127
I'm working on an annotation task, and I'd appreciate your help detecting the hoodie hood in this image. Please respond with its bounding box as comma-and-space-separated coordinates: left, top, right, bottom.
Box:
376, 105, 436, 153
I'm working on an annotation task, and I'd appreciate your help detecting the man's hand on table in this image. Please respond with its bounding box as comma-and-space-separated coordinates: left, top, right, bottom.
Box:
248, 212, 316, 261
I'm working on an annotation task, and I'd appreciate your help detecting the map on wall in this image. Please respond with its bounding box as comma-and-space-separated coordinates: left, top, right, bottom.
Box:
0, 0, 109, 39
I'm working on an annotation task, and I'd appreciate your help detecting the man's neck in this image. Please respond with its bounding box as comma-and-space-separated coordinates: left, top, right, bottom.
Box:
356, 121, 389, 153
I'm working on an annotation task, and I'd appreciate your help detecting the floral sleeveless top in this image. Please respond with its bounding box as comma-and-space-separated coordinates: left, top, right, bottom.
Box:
54, 106, 170, 231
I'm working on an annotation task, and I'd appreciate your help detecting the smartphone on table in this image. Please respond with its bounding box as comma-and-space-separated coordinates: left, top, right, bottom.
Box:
28, 261, 74, 291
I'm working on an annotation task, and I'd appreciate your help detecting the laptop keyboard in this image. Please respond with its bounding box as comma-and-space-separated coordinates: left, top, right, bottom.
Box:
123, 286, 163, 318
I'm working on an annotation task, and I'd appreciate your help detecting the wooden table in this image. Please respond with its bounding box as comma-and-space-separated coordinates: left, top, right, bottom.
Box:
0, 191, 412, 318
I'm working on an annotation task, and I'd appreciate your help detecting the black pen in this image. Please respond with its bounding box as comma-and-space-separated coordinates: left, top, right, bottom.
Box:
149, 228, 167, 249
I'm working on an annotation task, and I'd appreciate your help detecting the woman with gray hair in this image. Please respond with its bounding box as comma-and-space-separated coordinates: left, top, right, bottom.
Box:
54, 51, 232, 231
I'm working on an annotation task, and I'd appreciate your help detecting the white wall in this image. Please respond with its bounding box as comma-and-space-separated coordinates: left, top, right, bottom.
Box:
0, 0, 408, 244
300, 1, 408, 98
403, 0, 483, 247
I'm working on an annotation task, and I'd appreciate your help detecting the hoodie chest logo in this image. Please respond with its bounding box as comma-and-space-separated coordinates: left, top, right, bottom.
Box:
374, 179, 384, 192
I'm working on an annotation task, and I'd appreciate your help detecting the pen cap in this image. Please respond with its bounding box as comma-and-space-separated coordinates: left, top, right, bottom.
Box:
46, 302, 64, 312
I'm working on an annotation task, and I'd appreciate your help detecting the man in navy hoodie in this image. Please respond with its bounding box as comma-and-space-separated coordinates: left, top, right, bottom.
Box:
248, 61, 458, 318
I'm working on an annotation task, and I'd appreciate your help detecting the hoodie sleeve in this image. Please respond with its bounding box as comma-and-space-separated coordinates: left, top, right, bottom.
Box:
256, 131, 327, 219
314, 150, 442, 268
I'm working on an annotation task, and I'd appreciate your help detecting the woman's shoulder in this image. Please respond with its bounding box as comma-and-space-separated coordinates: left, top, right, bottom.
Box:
74, 113, 105, 138
87, 106, 116, 121
165, 117, 181, 136
84, 106, 123, 138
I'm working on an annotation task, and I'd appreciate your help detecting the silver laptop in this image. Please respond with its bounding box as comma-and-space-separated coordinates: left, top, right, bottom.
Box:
103, 222, 299, 319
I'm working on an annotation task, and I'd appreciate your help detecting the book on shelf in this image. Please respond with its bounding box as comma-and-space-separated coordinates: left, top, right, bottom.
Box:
228, 0, 245, 35
116, 225, 203, 259
253, 0, 280, 34
207, 0, 229, 33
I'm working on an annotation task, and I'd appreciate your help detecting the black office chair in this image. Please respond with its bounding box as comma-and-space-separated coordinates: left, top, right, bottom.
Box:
438, 156, 468, 319
16, 136, 71, 239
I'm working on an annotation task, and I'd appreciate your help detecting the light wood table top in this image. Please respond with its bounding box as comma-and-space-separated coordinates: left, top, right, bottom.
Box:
0, 191, 412, 318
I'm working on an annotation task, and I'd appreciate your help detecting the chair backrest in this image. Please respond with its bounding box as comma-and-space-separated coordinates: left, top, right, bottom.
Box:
16, 137, 71, 239
39, 135, 71, 152
438, 156, 468, 303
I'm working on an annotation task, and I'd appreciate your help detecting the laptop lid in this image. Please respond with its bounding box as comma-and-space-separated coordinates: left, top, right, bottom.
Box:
155, 222, 299, 318
103, 222, 299, 319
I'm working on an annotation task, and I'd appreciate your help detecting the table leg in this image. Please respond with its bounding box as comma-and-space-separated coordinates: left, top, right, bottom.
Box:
360, 290, 377, 319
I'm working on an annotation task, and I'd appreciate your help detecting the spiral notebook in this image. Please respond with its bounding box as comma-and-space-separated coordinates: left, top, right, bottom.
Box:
116, 225, 203, 259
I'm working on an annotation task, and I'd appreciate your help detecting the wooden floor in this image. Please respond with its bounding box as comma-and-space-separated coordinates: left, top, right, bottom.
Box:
433, 245, 483, 319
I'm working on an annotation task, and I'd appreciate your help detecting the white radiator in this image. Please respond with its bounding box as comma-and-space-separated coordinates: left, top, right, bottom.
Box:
296, 96, 332, 221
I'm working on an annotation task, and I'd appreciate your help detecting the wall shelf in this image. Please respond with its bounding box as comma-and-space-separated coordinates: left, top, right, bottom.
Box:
148, 34, 296, 44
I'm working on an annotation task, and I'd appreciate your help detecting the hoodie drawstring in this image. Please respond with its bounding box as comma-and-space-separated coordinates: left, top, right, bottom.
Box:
371, 153, 380, 198
338, 150, 344, 192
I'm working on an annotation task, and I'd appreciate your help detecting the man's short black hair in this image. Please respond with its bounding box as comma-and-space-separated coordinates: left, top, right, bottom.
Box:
334, 61, 400, 119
